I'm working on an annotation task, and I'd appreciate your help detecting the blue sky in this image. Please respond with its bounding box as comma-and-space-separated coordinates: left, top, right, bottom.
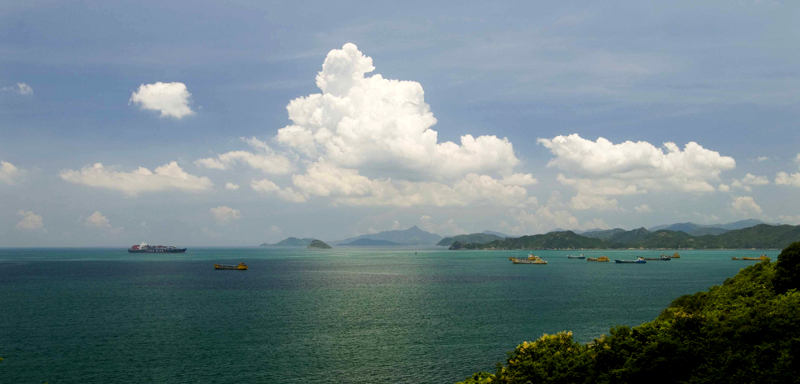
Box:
1, 1, 799, 246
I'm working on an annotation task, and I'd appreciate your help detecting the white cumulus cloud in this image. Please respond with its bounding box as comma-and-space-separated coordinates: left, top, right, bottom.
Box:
731, 173, 769, 192
130, 82, 194, 119
16, 210, 44, 230
1, 83, 33, 95
539, 134, 735, 191
0, 160, 21, 184
210, 206, 242, 224
286, 161, 531, 207
85, 211, 123, 233
775, 171, 800, 187
60, 162, 213, 196
539, 134, 735, 210
251, 178, 307, 203
275, 43, 521, 179
775, 155, 800, 187
635, 204, 652, 213
225, 182, 240, 190
238, 43, 538, 208
195, 138, 292, 174
731, 196, 763, 217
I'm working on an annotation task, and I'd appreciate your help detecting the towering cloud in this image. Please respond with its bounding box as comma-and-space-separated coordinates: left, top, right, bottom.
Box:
275, 43, 520, 179
130, 82, 194, 119
235, 43, 536, 207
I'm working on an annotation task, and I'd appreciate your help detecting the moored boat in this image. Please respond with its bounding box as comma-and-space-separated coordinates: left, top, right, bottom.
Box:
615, 256, 646, 264
671, 252, 681, 259
214, 263, 248, 270
587, 256, 610, 262
509, 254, 547, 264
567, 254, 586, 259
732, 255, 769, 261
643, 254, 672, 261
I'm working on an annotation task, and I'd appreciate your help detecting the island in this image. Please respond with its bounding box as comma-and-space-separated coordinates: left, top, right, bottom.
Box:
261, 237, 317, 247
307, 239, 332, 249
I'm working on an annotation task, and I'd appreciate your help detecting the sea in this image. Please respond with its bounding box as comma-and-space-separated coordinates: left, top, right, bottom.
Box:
0, 247, 778, 383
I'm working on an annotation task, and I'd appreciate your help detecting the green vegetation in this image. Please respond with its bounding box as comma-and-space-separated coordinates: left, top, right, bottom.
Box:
438, 233, 506, 247
459, 224, 800, 250
456, 242, 800, 384
263, 237, 317, 247
307, 239, 332, 249
471, 231, 617, 250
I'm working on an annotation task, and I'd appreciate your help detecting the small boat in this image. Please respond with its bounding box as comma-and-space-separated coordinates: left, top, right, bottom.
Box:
732, 255, 769, 261
587, 256, 610, 262
643, 254, 672, 261
615, 256, 646, 264
509, 254, 547, 264
567, 254, 586, 259
214, 263, 248, 270
671, 252, 681, 259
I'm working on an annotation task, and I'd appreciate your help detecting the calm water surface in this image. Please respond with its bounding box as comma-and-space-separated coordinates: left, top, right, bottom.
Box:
0, 247, 778, 383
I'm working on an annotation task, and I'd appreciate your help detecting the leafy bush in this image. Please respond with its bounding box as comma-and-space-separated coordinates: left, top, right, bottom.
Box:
774, 241, 800, 294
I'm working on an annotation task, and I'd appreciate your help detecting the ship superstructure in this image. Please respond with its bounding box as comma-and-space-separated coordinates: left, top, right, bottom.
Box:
128, 242, 187, 253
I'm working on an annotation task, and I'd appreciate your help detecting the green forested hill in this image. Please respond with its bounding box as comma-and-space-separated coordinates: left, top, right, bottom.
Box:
461, 224, 800, 250
437, 233, 505, 246
471, 231, 612, 250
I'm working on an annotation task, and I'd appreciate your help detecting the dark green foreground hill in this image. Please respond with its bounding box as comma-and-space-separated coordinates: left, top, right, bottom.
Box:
457, 242, 800, 384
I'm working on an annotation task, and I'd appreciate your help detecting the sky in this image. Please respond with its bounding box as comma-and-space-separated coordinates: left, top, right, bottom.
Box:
1, 1, 800, 246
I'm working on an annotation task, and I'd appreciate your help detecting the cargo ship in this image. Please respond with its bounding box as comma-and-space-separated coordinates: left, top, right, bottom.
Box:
732, 255, 769, 261
587, 256, 610, 262
615, 256, 646, 264
128, 242, 187, 253
214, 263, 248, 270
643, 254, 672, 261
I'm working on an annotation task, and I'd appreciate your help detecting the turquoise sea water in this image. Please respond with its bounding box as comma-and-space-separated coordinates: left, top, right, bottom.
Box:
0, 247, 778, 383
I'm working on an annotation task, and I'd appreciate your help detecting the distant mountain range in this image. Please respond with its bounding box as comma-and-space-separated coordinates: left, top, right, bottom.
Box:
646, 219, 772, 236
340, 238, 401, 246
336, 226, 442, 246
453, 224, 800, 250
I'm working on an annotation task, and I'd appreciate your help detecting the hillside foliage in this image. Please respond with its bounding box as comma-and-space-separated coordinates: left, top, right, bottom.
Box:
465, 224, 800, 250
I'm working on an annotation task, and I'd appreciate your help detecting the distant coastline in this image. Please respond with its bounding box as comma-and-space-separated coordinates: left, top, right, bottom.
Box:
448, 224, 800, 251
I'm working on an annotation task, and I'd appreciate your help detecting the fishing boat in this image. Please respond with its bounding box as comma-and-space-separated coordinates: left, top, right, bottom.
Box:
567, 254, 586, 259
732, 255, 769, 261
214, 263, 248, 270
671, 252, 681, 259
615, 256, 646, 264
643, 254, 672, 261
509, 254, 547, 264
587, 256, 610, 262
